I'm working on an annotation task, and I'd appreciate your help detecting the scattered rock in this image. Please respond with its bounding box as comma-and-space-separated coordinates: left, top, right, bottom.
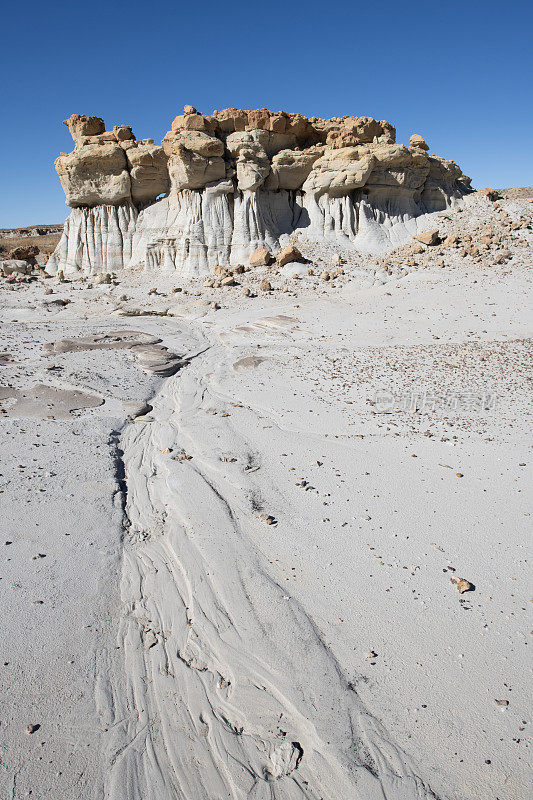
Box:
414, 230, 440, 246
94, 272, 112, 285
480, 188, 501, 201
249, 247, 273, 267
276, 245, 303, 267
26, 724, 40, 734
451, 576, 474, 594
1, 259, 32, 276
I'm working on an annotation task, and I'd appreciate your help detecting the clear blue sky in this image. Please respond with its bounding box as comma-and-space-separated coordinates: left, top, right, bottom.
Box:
0, 0, 531, 227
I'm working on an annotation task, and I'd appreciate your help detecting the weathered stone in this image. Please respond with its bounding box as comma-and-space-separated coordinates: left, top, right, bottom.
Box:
49, 106, 472, 277
9, 245, 39, 261
168, 148, 225, 192
126, 143, 169, 205
55, 143, 131, 207
303, 148, 376, 196
414, 229, 440, 246
1, 259, 32, 276
410, 134, 429, 151
63, 114, 105, 144
250, 247, 273, 267
277, 245, 303, 267
480, 188, 501, 201
326, 117, 396, 148
163, 130, 224, 158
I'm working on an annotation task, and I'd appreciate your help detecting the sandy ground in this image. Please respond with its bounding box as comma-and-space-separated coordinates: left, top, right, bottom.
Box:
0, 194, 531, 800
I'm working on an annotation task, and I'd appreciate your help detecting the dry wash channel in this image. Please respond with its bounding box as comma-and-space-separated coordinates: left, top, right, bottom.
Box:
98, 326, 440, 800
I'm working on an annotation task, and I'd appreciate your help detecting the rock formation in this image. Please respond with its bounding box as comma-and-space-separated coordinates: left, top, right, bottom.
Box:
48, 107, 472, 276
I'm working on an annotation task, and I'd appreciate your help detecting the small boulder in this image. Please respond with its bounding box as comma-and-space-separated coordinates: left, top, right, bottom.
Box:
250, 247, 273, 267
9, 245, 39, 262
1, 259, 32, 276
259, 279, 272, 291
414, 230, 440, 246
221, 275, 236, 286
480, 187, 501, 201
94, 272, 112, 285
276, 245, 303, 267
410, 134, 429, 151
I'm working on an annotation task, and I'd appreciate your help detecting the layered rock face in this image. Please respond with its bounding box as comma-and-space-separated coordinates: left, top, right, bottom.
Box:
48, 115, 169, 274
48, 108, 471, 275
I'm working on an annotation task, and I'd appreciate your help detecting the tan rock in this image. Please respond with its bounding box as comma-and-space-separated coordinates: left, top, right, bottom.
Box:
414, 229, 440, 246
168, 147, 225, 192
259, 279, 272, 291
249, 247, 273, 267
326, 117, 396, 148
303, 148, 375, 196
410, 134, 429, 151
170, 112, 213, 133
221, 275, 235, 286
276, 245, 303, 266
126, 143, 169, 205
63, 114, 105, 144
113, 125, 135, 142
183, 105, 197, 115
480, 187, 501, 201
211, 108, 249, 133
55, 143, 130, 207
164, 130, 224, 158
225, 133, 271, 191
266, 147, 323, 191
366, 144, 430, 191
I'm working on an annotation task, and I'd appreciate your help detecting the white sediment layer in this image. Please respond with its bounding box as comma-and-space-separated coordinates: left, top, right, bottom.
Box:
47, 203, 138, 275
48, 180, 466, 277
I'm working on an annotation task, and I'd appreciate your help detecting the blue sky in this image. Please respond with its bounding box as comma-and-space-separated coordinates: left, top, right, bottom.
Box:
0, 0, 531, 227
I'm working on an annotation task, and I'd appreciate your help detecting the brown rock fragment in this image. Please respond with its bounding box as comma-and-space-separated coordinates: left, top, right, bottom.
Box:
414, 230, 440, 246
250, 247, 273, 267
451, 576, 474, 594
276, 245, 303, 267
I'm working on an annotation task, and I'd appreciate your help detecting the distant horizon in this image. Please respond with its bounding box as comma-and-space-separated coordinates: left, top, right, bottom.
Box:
1, 0, 531, 228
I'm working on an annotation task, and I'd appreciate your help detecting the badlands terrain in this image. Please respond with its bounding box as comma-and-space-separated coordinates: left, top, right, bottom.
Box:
0, 106, 531, 800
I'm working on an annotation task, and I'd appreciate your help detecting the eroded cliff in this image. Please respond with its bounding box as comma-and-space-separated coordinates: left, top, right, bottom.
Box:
48, 107, 471, 275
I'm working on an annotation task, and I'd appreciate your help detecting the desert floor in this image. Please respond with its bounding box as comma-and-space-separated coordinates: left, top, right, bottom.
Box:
0, 193, 531, 800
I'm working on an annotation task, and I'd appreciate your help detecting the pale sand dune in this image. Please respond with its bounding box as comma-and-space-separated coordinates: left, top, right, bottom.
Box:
0, 199, 531, 800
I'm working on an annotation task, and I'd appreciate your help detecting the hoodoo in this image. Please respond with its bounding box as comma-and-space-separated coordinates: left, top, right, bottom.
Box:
48, 106, 472, 276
